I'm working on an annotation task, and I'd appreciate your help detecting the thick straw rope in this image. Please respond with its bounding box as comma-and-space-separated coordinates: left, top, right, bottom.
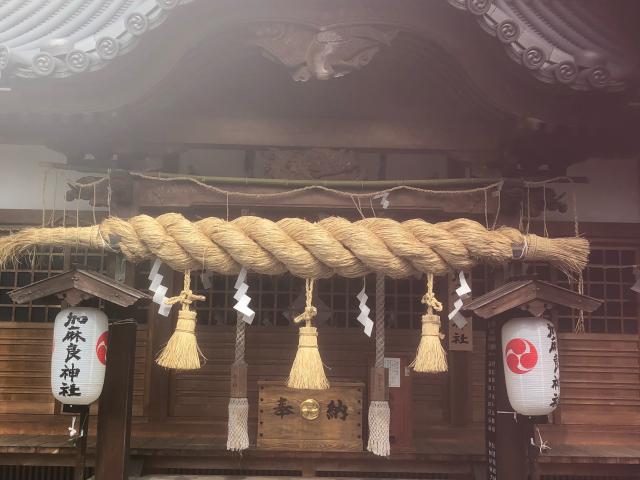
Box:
0, 214, 589, 278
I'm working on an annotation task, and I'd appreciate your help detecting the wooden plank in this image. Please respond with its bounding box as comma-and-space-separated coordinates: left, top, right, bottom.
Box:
95, 320, 137, 480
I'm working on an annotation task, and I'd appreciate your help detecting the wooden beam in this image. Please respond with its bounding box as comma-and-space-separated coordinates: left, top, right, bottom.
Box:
131, 177, 500, 217
94, 320, 137, 480
133, 116, 505, 151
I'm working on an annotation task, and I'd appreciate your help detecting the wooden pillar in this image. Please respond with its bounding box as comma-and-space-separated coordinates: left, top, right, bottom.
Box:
448, 351, 471, 425
447, 273, 472, 426
146, 270, 176, 420
72, 406, 89, 480
486, 314, 533, 480
94, 320, 137, 480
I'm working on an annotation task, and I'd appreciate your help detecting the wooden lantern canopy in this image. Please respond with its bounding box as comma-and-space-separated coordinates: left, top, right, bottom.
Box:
9, 268, 150, 308
9, 268, 150, 480
462, 278, 601, 320
463, 278, 601, 480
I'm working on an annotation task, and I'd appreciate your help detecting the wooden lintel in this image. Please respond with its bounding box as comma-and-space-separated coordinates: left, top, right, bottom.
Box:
134, 116, 504, 151
133, 178, 498, 216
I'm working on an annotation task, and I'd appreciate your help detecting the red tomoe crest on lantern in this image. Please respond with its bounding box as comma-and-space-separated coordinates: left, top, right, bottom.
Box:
505, 338, 538, 374
96, 331, 108, 365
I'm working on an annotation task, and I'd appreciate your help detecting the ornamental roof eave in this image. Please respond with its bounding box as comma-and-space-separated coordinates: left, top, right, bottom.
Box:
446, 0, 639, 92
0, 0, 191, 79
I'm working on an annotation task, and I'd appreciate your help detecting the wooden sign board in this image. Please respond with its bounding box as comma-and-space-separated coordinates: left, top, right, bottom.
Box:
448, 317, 473, 351
257, 380, 364, 452
447, 271, 473, 352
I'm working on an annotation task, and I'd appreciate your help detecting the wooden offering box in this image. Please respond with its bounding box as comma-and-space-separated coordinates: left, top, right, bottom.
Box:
258, 380, 364, 452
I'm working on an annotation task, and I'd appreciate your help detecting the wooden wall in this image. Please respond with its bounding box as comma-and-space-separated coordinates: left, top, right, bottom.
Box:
558, 333, 640, 426
2, 320, 638, 454
153, 326, 446, 444
0, 323, 147, 435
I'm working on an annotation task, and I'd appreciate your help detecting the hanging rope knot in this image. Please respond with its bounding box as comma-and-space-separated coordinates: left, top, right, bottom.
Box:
165, 289, 205, 308
421, 291, 443, 313
293, 278, 318, 326
164, 270, 205, 311
422, 273, 443, 314
294, 305, 317, 325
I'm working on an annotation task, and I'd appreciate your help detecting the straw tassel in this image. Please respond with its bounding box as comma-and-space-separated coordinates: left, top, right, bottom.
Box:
410, 273, 448, 373
287, 279, 330, 390
156, 270, 206, 370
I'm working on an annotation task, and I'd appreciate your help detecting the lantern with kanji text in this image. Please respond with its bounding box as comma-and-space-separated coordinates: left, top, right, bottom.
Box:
51, 307, 108, 405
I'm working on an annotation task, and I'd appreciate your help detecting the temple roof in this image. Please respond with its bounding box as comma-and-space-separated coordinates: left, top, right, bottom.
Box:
0, 0, 638, 150
0, 0, 190, 79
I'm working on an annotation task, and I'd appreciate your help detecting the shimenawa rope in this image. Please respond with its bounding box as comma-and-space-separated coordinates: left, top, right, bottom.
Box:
0, 213, 590, 278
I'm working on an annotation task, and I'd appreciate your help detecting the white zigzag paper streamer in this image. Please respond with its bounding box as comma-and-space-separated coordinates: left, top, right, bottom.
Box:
148, 258, 172, 317
374, 192, 390, 209
233, 267, 255, 324
448, 271, 471, 329
356, 285, 374, 337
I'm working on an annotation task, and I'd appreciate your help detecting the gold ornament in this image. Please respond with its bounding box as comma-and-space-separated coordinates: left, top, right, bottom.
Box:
300, 398, 320, 420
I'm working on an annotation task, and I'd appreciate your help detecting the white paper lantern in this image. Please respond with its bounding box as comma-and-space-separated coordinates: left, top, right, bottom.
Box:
501, 317, 560, 416
51, 307, 108, 405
